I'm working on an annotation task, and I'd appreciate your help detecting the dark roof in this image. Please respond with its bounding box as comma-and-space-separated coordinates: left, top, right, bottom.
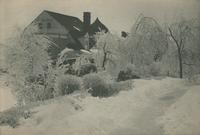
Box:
88, 18, 109, 35
44, 10, 83, 32
41, 10, 109, 50
44, 10, 86, 49
47, 37, 83, 60
44, 10, 108, 36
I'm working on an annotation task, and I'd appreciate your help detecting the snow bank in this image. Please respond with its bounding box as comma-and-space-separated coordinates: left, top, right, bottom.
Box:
0, 76, 17, 112
1, 77, 199, 135
158, 85, 200, 135
0, 86, 16, 112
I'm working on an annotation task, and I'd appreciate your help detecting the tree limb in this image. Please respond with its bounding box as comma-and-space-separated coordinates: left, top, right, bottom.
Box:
168, 27, 181, 49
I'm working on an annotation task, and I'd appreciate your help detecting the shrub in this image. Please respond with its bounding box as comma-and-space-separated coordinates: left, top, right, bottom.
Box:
16, 83, 54, 103
83, 74, 110, 97
188, 74, 200, 85
117, 64, 140, 82
13, 73, 56, 104
0, 107, 31, 128
147, 62, 162, 76
76, 64, 97, 76
55, 75, 81, 96
83, 73, 134, 97
0, 116, 18, 128
33, 86, 54, 101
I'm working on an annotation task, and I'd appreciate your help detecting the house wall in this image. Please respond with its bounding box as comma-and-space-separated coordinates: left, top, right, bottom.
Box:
26, 11, 74, 43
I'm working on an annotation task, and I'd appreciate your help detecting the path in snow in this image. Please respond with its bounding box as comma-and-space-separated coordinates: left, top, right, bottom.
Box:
109, 78, 188, 135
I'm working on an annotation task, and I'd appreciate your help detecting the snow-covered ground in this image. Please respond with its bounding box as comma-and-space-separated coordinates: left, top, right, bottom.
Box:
159, 84, 200, 135
1, 77, 200, 135
0, 75, 17, 112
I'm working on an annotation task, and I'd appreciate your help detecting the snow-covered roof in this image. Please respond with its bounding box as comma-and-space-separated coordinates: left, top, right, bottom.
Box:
80, 49, 92, 54
73, 26, 81, 31
90, 48, 98, 53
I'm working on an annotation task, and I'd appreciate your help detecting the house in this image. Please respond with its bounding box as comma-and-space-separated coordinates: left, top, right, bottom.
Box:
24, 10, 108, 62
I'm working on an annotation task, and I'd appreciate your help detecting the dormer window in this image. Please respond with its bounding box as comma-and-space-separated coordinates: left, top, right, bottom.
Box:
47, 23, 51, 29
38, 23, 43, 29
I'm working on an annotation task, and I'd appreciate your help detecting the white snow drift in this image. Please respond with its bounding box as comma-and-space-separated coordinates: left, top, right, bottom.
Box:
1, 77, 200, 135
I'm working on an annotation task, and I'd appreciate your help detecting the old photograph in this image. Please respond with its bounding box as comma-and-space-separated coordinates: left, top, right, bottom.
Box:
0, 0, 200, 135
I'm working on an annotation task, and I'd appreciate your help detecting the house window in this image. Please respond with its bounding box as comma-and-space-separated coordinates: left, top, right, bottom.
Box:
47, 23, 51, 29
38, 23, 43, 29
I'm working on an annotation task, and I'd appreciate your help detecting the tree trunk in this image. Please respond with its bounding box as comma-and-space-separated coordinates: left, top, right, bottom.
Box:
102, 43, 107, 70
102, 52, 107, 70
178, 48, 183, 78
168, 27, 184, 79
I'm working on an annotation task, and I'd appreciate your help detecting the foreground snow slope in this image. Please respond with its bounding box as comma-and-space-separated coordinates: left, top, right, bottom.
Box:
1, 77, 200, 135
0, 75, 17, 111
159, 84, 200, 135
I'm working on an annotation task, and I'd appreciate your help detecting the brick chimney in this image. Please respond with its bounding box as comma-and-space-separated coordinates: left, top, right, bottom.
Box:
83, 12, 91, 30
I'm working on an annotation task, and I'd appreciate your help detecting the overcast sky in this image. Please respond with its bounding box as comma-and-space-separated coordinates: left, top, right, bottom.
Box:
0, 0, 200, 43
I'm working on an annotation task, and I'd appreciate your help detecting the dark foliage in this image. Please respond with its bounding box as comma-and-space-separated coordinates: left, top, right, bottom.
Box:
76, 64, 97, 76
117, 68, 140, 82
0, 107, 32, 128
56, 75, 81, 96
83, 74, 110, 97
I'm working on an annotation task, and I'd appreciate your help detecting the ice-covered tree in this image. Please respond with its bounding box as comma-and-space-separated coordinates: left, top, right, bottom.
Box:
123, 16, 168, 76
5, 26, 54, 104
168, 19, 199, 78
94, 31, 120, 71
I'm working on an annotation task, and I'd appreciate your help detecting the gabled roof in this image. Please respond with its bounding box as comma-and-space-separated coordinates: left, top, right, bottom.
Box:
44, 10, 84, 32
44, 10, 108, 37
44, 10, 86, 49
88, 18, 109, 35
31, 10, 109, 50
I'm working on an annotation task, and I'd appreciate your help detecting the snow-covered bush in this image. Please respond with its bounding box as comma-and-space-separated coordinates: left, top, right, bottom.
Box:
76, 63, 97, 76
17, 86, 44, 103
83, 73, 110, 97
146, 62, 162, 76
55, 75, 81, 96
0, 106, 32, 128
187, 74, 200, 85
4, 26, 57, 104
117, 64, 140, 81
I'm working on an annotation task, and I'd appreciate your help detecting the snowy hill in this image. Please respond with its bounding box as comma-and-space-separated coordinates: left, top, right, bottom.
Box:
1, 77, 200, 135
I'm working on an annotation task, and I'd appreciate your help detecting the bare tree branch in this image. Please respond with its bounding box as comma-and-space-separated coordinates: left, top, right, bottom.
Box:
168, 27, 180, 49
169, 27, 183, 78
